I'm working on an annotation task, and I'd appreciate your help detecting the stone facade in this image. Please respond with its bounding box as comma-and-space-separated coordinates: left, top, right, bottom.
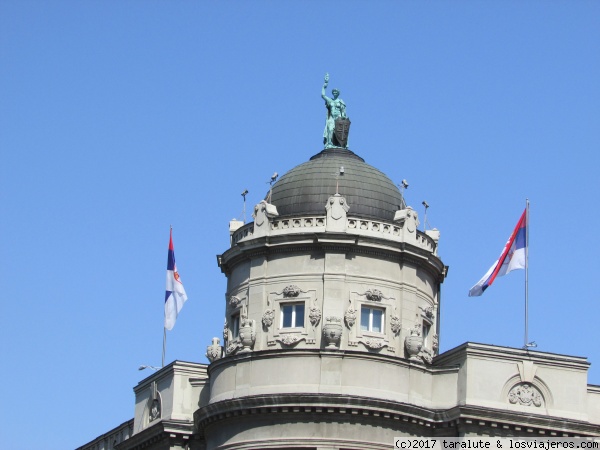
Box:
79, 149, 600, 449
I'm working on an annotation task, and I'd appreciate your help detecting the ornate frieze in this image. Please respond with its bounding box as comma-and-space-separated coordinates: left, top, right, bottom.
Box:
508, 383, 543, 407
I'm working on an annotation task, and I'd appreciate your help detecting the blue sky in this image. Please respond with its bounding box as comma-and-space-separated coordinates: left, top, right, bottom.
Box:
1, 2, 599, 449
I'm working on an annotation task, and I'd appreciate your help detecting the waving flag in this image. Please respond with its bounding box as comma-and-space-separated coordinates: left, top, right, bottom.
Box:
164, 229, 188, 330
469, 209, 527, 297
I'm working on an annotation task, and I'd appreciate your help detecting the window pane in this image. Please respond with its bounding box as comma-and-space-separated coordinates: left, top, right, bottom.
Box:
282, 305, 292, 328
360, 306, 370, 331
232, 315, 240, 338
294, 304, 305, 327
372, 309, 383, 332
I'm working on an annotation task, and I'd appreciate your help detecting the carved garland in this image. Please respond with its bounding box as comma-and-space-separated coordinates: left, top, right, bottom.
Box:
508, 383, 543, 407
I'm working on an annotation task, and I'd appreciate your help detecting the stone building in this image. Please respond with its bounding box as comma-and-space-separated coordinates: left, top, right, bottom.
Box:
78, 145, 600, 450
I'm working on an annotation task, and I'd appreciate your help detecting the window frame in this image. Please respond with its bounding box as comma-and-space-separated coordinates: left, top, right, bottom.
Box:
360, 305, 386, 334
280, 302, 305, 329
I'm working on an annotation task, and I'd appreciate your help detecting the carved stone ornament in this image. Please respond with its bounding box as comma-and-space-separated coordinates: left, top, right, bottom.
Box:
277, 334, 304, 346
282, 284, 301, 297
322, 316, 343, 349
390, 314, 402, 335
365, 289, 383, 302
432, 334, 439, 352
508, 383, 543, 407
362, 338, 386, 349
419, 305, 435, 319
419, 347, 433, 365
226, 340, 242, 355
405, 324, 423, 361
344, 305, 357, 329
309, 306, 322, 327
326, 194, 350, 220
206, 337, 222, 363
223, 319, 229, 343
229, 296, 242, 308
149, 398, 161, 422
262, 309, 275, 328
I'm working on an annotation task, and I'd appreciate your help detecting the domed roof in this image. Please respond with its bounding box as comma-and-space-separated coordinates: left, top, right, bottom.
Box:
269, 148, 405, 222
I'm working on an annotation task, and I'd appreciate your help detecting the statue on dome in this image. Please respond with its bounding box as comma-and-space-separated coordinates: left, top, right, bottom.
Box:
322, 73, 351, 149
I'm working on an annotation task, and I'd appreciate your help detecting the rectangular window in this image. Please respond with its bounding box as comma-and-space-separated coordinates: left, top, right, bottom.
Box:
422, 321, 431, 346
231, 313, 240, 339
360, 306, 384, 333
280, 303, 305, 328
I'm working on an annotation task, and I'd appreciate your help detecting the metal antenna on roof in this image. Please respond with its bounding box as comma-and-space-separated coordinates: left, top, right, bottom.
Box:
267, 172, 278, 203
398, 179, 409, 209
422, 200, 429, 231
241, 189, 249, 223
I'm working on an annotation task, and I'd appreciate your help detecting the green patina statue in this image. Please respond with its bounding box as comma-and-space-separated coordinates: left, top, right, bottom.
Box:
322, 73, 350, 149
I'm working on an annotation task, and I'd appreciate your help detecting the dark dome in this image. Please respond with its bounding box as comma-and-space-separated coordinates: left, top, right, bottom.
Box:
269, 148, 405, 222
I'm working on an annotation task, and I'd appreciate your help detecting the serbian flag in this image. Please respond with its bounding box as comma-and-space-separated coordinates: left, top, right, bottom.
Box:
164, 229, 188, 330
469, 209, 527, 297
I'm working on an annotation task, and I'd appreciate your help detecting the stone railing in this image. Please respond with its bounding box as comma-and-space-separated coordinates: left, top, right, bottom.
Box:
231, 222, 254, 246
232, 215, 436, 254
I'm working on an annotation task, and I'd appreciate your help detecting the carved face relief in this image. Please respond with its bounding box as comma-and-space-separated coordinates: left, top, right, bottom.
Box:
365, 289, 383, 302
262, 309, 275, 328
282, 285, 301, 297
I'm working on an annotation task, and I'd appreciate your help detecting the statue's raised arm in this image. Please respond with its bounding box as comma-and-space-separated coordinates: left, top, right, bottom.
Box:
321, 73, 350, 149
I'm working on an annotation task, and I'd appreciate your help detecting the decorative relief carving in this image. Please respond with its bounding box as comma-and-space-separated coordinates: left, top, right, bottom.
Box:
344, 304, 357, 329
309, 306, 322, 327
149, 399, 161, 422
362, 338, 387, 349
238, 309, 256, 353
405, 324, 423, 361
508, 383, 543, 407
226, 340, 242, 355
223, 319, 229, 344
282, 284, 301, 297
364, 288, 384, 301
418, 347, 433, 364
262, 309, 275, 328
277, 335, 305, 346
419, 305, 435, 319
206, 337, 223, 363
390, 314, 402, 335
432, 334, 439, 352
229, 296, 242, 308
323, 316, 343, 349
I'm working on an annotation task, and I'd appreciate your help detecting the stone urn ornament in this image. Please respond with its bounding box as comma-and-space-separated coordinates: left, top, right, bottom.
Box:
206, 337, 223, 363
405, 324, 423, 361
238, 317, 256, 353
322, 316, 343, 349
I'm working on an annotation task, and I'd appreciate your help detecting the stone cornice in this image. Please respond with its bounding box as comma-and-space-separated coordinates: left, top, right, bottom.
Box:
435, 342, 590, 372
208, 347, 459, 376
196, 393, 600, 438
115, 419, 195, 450
218, 231, 446, 282
134, 360, 208, 395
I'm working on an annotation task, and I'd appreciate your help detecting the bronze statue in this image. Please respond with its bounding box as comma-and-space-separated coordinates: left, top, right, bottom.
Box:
322, 73, 350, 148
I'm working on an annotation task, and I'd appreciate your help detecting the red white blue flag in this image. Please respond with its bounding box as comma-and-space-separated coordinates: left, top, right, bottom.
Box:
164, 229, 188, 330
469, 209, 527, 297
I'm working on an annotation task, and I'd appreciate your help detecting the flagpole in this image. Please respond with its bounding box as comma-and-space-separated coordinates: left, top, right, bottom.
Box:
162, 327, 166, 367
524, 199, 530, 348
